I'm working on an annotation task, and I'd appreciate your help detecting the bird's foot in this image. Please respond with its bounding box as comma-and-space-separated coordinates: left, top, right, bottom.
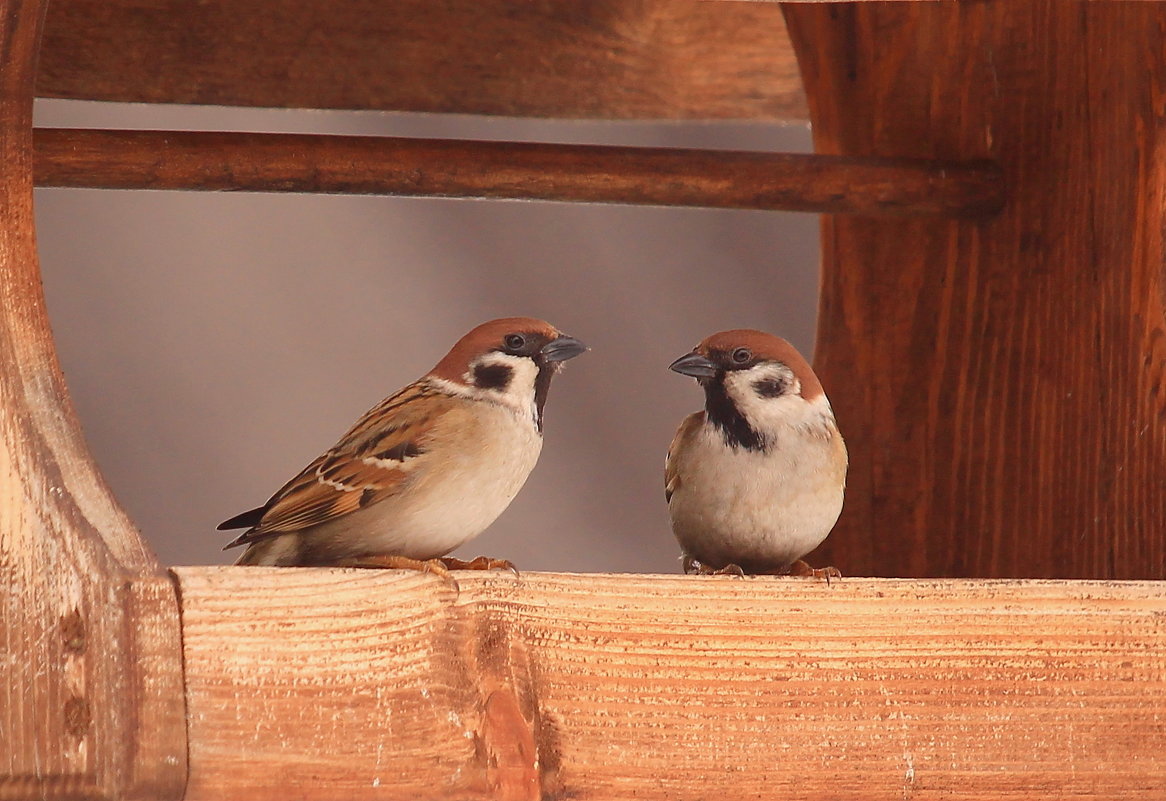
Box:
683, 555, 746, 577
334, 554, 459, 588
787, 559, 842, 584
439, 555, 520, 576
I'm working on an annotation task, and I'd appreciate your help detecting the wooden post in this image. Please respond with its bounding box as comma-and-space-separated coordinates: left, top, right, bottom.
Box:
0, 1, 186, 799
783, 0, 1166, 579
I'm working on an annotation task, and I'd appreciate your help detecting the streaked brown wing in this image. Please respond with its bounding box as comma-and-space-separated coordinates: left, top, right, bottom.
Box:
229, 382, 455, 544
665, 411, 704, 504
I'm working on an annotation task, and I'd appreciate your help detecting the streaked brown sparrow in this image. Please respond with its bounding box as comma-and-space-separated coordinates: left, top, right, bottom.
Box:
218, 317, 586, 573
665, 329, 846, 579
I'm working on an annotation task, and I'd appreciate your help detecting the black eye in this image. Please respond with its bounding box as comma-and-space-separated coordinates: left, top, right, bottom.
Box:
732, 347, 752, 364
504, 334, 527, 352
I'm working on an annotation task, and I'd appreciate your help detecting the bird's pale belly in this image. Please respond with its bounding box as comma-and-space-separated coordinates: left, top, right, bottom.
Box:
389, 446, 541, 559
670, 439, 844, 572
295, 405, 542, 564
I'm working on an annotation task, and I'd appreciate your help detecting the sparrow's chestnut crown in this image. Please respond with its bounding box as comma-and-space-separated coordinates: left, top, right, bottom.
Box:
430, 316, 586, 383
670, 329, 823, 400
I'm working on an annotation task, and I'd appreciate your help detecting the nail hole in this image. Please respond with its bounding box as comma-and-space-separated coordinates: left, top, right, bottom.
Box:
61, 608, 86, 653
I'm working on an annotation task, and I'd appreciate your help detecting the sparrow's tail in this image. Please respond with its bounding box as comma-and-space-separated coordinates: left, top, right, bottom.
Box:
232, 533, 301, 566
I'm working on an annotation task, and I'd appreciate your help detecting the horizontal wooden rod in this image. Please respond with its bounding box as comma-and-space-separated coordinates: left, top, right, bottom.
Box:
32, 128, 1005, 218
176, 569, 1166, 800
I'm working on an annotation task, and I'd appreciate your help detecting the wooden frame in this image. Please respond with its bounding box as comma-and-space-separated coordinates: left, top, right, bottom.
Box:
4, 1, 1165, 799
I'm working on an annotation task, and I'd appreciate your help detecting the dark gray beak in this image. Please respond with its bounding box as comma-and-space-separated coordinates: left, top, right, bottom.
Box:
669, 351, 718, 379
540, 335, 588, 363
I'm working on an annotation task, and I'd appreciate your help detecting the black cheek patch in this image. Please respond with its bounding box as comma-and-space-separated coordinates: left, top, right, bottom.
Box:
752, 377, 789, 398
473, 363, 514, 391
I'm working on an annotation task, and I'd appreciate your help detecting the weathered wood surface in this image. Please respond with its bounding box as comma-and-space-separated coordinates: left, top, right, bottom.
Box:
176, 567, 1166, 801
31, 128, 1003, 218
0, 1, 186, 799
784, 0, 1166, 579
36, 0, 807, 121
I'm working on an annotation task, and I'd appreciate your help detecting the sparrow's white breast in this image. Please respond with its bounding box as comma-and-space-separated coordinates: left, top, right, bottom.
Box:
668, 415, 845, 570
303, 399, 543, 561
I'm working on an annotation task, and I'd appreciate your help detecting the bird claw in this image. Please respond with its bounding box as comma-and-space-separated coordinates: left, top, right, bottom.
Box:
787, 559, 842, 585
333, 554, 461, 590
333, 554, 519, 592
440, 555, 520, 576
683, 555, 841, 584
682, 555, 746, 577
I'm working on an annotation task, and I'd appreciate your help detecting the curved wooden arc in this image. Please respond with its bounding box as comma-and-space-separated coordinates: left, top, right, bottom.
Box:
36, 0, 807, 121
0, 2, 186, 799
784, 0, 1166, 579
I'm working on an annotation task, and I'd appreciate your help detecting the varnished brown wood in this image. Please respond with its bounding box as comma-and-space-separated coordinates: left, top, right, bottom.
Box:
32, 128, 1004, 218
0, 2, 186, 800
36, 0, 807, 121
784, 0, 1166, 579
177, 567, 1166, 801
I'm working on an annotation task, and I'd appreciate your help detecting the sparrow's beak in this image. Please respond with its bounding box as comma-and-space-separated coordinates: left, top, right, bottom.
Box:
669, 351, 718, 379
540, 335, 588, 363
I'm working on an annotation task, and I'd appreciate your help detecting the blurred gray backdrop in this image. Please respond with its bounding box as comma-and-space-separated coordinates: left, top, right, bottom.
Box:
34, 99, 817, 573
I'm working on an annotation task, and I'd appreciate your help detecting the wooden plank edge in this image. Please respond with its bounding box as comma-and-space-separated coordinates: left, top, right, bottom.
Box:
36, 0, 806, 121
173, 567, 1166, 801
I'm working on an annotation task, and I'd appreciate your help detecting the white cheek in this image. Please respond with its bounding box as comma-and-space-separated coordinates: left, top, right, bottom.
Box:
468, 352, 540, 420
723, 365, 836, 433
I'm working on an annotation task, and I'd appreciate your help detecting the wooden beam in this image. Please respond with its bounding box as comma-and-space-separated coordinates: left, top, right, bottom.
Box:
0, 2, 186, 800
782, 0, 1166, 578
176, 567, 1166, 801
32, 128, 1004, 218
36, 0, 807, 121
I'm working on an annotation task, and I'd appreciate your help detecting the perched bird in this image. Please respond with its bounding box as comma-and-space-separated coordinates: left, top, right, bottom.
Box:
665, 330, 846, 579
218, 317, 587, 573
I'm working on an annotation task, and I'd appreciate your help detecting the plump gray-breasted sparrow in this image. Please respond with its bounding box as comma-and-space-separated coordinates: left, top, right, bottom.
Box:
218, 317, 586, 572
665, 329, 846, 578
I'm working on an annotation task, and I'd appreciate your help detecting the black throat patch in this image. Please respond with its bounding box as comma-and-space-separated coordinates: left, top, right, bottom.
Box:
704, 377, 765, 451
532, 363, 558, 433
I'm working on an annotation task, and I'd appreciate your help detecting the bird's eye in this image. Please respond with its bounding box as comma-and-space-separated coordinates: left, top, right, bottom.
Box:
504, 334, 527, 352
731, 347, 752, 364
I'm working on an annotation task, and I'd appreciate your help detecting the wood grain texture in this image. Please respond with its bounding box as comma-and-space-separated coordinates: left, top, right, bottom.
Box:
31, 128, 1004, 218
36, 0, 807, 121
784, 0, 1166, 579
176, 567, 1166, 801
0, 2, 186, 799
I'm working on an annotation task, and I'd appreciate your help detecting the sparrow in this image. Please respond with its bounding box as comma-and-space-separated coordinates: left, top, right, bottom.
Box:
664, 330, 846, 579
218, 317, 587, 573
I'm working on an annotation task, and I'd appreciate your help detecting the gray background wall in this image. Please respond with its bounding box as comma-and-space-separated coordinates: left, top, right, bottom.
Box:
34, 99, 817, 573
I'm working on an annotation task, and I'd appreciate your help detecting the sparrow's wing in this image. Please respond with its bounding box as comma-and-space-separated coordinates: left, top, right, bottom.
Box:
665, 411, 705, 504
223, 383, 456, 547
